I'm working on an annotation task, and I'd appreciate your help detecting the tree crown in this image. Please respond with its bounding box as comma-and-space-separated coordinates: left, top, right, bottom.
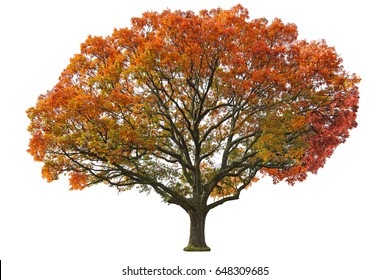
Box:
27, 5, 359, 208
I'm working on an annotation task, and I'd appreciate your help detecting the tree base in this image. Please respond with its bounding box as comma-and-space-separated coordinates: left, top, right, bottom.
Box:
183, 245, 211, 252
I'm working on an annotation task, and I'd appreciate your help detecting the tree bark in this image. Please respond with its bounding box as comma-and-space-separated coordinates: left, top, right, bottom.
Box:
183, 208, 210, 251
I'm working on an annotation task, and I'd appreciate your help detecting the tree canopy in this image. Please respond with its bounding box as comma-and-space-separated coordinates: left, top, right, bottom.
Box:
27, 5, 360, 250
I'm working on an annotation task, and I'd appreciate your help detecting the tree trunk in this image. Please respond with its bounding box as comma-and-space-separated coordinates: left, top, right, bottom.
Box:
183, 208, 210, 251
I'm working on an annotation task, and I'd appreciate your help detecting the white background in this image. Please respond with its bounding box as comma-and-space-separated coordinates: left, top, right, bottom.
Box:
0, 1, 389, 279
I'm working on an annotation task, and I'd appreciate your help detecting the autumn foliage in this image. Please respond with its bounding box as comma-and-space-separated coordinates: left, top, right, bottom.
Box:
27, 5, 359, 250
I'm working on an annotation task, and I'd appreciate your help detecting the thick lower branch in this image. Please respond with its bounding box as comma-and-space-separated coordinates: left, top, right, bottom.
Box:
113, 163, 193, 210
207, 193, 240, 211
206, 165, 261, 211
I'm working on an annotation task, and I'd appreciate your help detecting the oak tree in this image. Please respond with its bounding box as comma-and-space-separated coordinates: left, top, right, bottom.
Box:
27, 5, 360, 251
